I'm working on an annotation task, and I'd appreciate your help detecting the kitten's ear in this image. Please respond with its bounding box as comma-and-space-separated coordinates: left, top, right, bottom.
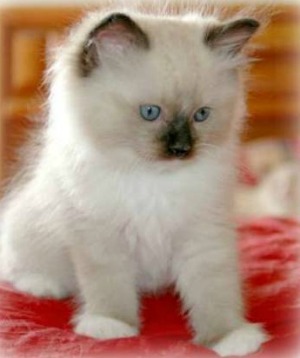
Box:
205, 18, 259, 56
80, 13, 149, 76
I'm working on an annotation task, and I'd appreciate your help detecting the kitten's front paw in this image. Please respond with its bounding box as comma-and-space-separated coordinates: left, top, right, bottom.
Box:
13, 274, 70, 299
74, 313, 138, 340
211, 323, 269, 357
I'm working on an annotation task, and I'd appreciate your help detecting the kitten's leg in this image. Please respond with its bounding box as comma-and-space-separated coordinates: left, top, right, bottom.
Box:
173, 226, 268, 357
1, 206, 76, 299
71, 241, 139, 340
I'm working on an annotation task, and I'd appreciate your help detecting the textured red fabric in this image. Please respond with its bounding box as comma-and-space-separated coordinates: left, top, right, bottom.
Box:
0, 218, 299, 357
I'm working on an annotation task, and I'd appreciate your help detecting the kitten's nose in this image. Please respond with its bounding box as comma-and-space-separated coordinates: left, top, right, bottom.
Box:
162, 115, 194, 159
168, 144, 191, 158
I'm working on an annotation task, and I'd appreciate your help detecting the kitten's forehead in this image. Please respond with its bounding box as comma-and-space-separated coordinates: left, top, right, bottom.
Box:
137, 14, 215, 55
78, 12, 215, 81
63, 11, 248, 112
122, 15, 222, 107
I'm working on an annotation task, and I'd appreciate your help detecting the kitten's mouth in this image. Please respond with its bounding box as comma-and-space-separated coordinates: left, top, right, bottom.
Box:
166, 146, 192, 159
158, 146, 195, 161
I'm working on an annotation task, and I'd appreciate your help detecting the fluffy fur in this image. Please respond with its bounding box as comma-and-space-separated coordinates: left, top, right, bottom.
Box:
0, 1, 268, 356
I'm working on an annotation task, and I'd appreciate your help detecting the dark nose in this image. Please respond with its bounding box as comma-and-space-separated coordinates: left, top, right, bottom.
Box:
168, 144, 191, 158
160, 115, 194, 159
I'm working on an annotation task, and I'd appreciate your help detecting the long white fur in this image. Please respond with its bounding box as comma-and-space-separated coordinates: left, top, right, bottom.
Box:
0, 1, 268, 356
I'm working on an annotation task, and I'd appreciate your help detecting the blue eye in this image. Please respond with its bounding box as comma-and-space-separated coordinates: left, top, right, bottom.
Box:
194, 107, 211, 122
140, 105, 161, 121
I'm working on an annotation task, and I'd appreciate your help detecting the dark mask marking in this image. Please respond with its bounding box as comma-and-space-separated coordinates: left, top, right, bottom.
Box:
160, 116, 194, 159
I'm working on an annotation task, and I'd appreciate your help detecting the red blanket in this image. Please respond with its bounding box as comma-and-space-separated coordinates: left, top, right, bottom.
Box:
0, 218, 299, 357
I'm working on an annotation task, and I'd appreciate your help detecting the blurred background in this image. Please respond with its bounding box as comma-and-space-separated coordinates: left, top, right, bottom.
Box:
0, 0, 299, 217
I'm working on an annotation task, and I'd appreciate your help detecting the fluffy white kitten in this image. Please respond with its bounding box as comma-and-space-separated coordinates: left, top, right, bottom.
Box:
0, 1, 268, 356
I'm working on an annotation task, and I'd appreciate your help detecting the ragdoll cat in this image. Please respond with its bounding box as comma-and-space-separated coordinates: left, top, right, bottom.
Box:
0, 1, 268, 356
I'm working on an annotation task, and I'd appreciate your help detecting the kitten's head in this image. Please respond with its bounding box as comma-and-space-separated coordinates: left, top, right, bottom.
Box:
50, 7, 259, 168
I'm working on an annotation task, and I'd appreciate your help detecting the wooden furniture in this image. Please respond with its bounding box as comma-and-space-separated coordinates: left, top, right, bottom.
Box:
0, 4, 299, 181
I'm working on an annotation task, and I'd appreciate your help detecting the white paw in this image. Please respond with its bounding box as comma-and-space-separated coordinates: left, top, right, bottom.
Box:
74, 313, 138, 340
13, 274, 70, 299
211, 323, 269, 357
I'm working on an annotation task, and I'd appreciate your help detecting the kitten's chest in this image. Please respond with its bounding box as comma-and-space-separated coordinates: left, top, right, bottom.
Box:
125, 200, 174, 291
120, 175, 191, 291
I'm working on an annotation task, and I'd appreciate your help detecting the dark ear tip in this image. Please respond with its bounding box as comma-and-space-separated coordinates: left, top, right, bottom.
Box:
104, 12, 132, 25
231, 18, 260, 33
243, 18, 260, 30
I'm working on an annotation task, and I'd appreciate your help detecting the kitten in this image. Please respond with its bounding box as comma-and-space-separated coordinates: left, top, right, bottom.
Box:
0, 1, 268, 356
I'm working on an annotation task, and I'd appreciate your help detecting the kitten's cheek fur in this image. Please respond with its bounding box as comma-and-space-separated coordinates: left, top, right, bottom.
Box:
73, 313, 138, 340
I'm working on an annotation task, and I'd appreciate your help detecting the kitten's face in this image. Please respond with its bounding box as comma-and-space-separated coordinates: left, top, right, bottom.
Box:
59, 12, 259, 166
